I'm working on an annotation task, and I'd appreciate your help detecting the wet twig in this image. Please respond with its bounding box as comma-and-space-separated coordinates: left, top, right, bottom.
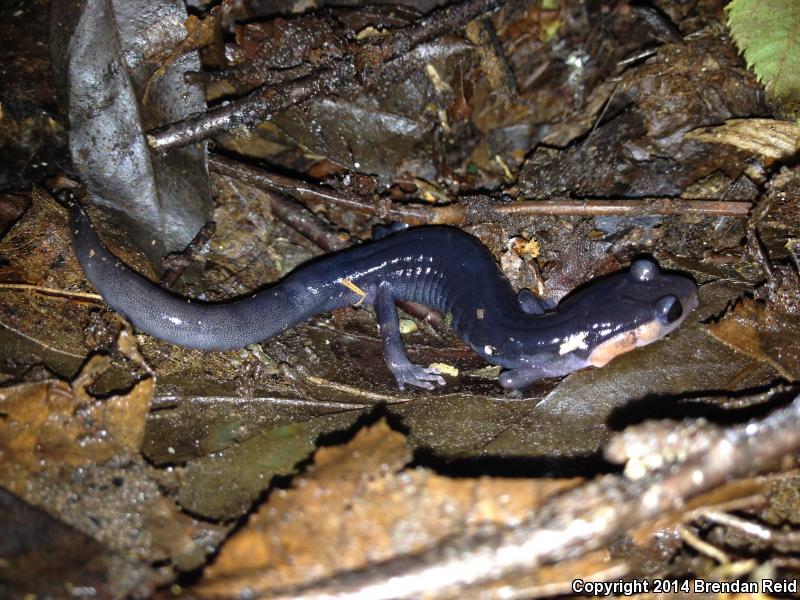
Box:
210, 157, 753, 222
702, 510, 800, 549
210, 155, 383, 218
261, 392, 800, 599
213, 160, 348, 254
209, 155, 464, 224
148, 0, 509, 151
0, 283, 102, 303
269, 193, 350, 253
494, 198, 752, 217
186, 62, 317, 88
465, 18, 518, 99
161, 220, 217, 288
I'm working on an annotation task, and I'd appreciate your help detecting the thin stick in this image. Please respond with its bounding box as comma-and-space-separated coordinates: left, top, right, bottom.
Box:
211, 157, 752, 223
494, 199, 752, 217
209, 155, 379, 224
269, 194, 350, 252
148, 0, 507, 151
0, 283, 103, 303
303, 376, 416, 404
161, 220, 217, 288
678, 525, 730, 564
0, 319, 87, 359
703, 510, 800, 546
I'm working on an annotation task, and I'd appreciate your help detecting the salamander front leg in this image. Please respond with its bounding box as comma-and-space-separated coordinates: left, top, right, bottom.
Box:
374, 283, 445, 390
499, 354, 586, 389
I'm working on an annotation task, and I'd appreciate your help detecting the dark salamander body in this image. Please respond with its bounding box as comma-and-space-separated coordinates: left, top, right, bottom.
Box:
71, 204, 698, 390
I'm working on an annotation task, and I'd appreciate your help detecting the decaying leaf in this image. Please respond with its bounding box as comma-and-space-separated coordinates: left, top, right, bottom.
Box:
709, 286, 800, 381
175, 412, 361, 520
0, 354, 153, 492
686, 118, 799, 161
49, 0, 212, 264
726, 0, 800, 107
144, 0, 238, 96
192, 420, 579, 597
0, 187, 75, 288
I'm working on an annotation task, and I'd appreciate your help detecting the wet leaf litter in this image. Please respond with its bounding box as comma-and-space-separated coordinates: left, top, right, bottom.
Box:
1, 0, 800, 598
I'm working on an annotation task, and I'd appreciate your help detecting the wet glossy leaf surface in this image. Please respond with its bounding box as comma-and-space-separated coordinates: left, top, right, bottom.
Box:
50, 0, 212, 262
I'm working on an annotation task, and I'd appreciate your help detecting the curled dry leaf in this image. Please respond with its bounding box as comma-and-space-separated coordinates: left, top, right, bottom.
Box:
686, 118, 800, 161
49, 0, 212, 264
192, 420, 579, 597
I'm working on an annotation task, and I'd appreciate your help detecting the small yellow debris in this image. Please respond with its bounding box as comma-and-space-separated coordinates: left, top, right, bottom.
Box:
425, 64, 452, 95
398, 319, 418, 334
355, 26, 388, 40
511, 236, 540, 259
494, 154, 514, 182
437, 108, 451, 133
540, 15, 562, 42
467, 365, 502, 379
429, 362, 458, 377
337, 278, 367, 306
413, 178, 450, 203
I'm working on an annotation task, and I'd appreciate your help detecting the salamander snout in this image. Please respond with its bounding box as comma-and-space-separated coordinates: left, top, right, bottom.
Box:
628, 258, 699, 336
582, 259, 699, 369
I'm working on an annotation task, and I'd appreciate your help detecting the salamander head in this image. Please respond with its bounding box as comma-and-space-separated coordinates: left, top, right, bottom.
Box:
582, 258, 699, 367
499, 258, 698, 389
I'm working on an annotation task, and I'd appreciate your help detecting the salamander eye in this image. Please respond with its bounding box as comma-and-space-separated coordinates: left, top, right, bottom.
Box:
656, 295, 683, 324
630, 259, 658, 282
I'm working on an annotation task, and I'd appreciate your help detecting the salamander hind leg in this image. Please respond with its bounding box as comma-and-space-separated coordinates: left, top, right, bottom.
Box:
373, 283, 445, 390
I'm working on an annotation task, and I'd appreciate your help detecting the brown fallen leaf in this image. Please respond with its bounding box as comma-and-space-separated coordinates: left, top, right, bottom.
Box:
0, 353, 153, 492
709, 282, 800, 381
0, 335, 228, 589
143, 0, 236, 103
0, 187, 75, 288
191, 420, 580, 598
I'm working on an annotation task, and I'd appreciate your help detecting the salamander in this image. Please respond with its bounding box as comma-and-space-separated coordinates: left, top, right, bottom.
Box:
70, 203, 699, 390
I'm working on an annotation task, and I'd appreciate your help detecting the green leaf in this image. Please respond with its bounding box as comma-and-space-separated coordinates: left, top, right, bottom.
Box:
726, 0, 800, 105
